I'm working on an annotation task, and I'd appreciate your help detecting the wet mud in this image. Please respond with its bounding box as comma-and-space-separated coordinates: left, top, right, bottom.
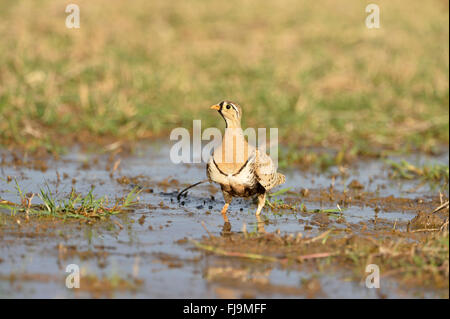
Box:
0, 143, 448, 298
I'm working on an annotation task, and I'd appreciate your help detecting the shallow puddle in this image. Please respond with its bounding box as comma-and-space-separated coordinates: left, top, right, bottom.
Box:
0, 143, 448, 298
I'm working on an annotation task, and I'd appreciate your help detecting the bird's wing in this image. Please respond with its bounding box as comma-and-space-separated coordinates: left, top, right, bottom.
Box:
254, 149, 285, 191
206, 155, 229, 185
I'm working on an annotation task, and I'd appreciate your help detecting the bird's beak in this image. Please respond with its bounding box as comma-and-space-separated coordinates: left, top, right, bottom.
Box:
210, 104, 220, 111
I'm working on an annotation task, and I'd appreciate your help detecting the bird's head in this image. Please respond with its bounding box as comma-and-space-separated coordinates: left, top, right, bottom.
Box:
210, 100, 242, 127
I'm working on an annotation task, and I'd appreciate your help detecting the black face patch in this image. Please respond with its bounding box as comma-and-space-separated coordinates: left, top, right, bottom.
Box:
217, 102, 227, 125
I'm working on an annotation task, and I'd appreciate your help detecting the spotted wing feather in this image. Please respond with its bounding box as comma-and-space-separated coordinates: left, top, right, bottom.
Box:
254, 149, 285, 191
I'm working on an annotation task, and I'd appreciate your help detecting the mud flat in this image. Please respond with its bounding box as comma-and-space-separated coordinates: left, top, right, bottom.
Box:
0, 143, 448, 298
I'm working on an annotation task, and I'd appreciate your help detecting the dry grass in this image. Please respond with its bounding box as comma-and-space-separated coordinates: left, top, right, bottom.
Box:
0, 0, 448, 160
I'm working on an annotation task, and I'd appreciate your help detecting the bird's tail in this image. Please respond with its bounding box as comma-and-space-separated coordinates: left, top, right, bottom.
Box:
177, 179, 209, 201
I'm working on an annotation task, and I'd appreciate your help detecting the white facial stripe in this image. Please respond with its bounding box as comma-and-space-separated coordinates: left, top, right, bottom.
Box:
229, 103, 239, 118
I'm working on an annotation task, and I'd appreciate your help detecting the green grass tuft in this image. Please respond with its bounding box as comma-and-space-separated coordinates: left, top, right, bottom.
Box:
0, 181, 140, 221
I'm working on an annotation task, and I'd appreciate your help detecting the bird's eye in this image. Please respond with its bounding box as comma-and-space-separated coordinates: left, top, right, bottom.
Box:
226, 104, 231, 109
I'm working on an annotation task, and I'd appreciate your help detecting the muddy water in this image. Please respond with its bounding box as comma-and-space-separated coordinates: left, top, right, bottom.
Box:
0, 143, 448, 298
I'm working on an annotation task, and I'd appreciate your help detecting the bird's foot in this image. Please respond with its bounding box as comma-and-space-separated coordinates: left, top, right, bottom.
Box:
221, 221, 232, 234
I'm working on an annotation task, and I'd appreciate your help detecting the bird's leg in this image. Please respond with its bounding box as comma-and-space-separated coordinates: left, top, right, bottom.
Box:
221, 191, 233, 224
256, 214, 266, 233
221, 202, 232, 233
220, 203, 230, 223
220, 191, 233, 232
255, 192, 266, 216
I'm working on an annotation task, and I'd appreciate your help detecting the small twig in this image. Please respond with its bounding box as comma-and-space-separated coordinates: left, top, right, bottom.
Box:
192, 240, 279, 262
113, 219, 124, 230
265, 200, 275, 209
303, 229, 333, 244
193, 240, 338, 264
297, 252, 337, 262
201, 221, 215, 238
410, 228, 441, 233
381, 267, 408, 278
25, 193, 35, 221
0, 200, 17, 206
440, 219, 449, 232
177, 179, 208, 201
431, 201, 449, 214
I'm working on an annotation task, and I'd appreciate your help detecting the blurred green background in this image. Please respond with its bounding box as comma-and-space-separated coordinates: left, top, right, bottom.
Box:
0, 0, 448, 165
